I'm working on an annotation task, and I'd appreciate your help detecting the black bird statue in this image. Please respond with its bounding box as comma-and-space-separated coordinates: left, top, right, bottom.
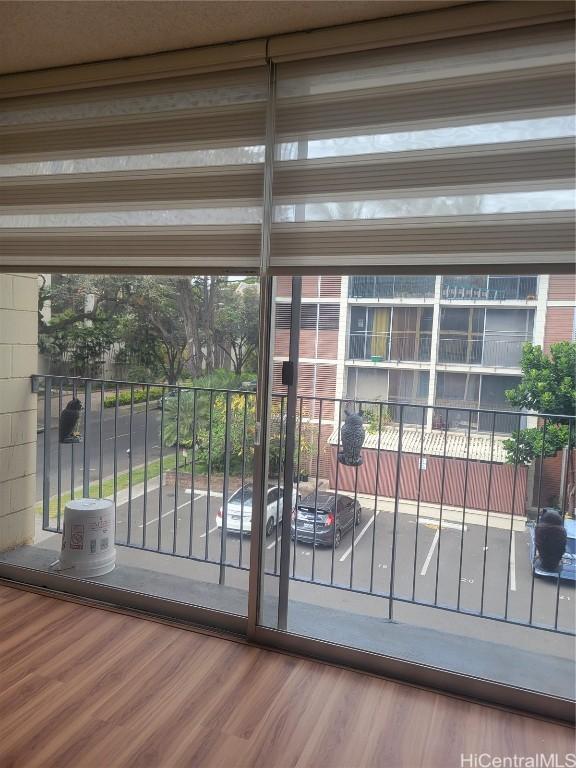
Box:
59, 398, 83, 443
338, 403, 365, 466
535, 509, 566, 572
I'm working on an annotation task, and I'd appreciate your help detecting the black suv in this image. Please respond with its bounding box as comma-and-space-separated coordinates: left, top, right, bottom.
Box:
291, 492, 361, 548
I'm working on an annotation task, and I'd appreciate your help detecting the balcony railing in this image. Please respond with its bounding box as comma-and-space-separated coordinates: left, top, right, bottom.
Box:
437, 335, 529, 367
433, 399, 525, 434
348, 331, 432, 362
349, 275, 436, 300
32, 375, 574, 638
441, 276, 538, 301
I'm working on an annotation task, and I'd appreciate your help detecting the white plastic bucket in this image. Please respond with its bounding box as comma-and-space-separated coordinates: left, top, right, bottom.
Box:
56, 498, 116, 578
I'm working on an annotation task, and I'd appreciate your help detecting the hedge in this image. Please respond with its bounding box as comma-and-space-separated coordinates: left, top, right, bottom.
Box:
103, 386, 165, 408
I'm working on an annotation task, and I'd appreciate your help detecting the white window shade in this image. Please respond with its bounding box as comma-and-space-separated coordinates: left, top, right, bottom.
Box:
0, 67, 267, 272
270, 22, 576, 274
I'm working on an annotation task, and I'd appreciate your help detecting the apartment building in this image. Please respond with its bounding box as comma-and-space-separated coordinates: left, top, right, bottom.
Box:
273, 274, 576, 509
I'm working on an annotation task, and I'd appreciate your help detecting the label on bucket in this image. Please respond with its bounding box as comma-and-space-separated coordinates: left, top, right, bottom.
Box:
70, 524, 84, 550
87, 515, 112, 535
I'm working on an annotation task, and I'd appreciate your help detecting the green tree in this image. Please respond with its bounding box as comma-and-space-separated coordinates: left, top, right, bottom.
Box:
214, 282, 259, 375
39, 274, 126, 375
503, 341, 576, 465
39, 274, 259, 384
162, 384, 256, 473
121, 277, 189, 385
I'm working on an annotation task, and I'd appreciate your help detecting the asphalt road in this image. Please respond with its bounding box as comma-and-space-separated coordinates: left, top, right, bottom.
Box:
37, 405, 165, 501
104, 485, 574, 635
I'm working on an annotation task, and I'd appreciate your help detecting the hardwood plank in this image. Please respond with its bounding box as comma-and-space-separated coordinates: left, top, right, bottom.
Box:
0, 585, 572, 768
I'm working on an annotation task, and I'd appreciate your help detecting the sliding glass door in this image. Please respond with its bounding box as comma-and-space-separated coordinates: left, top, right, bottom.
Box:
0, 11, 574, 721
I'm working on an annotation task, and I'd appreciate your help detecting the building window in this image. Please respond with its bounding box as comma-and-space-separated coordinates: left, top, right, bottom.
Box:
275, 302, 339, 330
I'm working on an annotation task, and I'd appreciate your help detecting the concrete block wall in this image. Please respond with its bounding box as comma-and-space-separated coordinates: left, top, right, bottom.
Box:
0, 273, 38, 551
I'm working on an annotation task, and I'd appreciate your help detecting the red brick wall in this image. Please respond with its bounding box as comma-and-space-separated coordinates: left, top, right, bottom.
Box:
548, 274, 576, 301
275, 276, 342, 299
543, 307, 575, 352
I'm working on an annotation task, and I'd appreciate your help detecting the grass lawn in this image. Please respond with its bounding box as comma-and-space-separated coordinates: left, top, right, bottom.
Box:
37, 453, 181, 518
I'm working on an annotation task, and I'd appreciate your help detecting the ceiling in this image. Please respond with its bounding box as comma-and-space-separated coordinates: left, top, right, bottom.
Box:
0, 0, 472, 76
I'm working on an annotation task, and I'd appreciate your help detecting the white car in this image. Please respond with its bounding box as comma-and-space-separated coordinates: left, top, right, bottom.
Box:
216, 484, 297, 537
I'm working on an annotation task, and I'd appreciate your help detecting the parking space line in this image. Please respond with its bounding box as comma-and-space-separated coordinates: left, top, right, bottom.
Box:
339, 510, 380, 563
139, 508, 174, 528
137, 496, 203, 528
419, 517, 467, 531
510, 531, 517, 591
420, 529, 440, 576
200, 525, 219, 539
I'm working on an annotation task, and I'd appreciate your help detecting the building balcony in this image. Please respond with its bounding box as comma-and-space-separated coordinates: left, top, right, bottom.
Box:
441, 276, 538, 302
349, 275, 436, 300
437, 335, 529, 368
348, 331, 433, 363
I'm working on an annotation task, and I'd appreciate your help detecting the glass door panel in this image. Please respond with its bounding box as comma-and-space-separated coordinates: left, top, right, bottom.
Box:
0, 273, 263, 626
258, 272, 576, 705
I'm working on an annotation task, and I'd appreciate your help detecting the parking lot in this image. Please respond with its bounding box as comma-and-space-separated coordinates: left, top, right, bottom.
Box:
104, 483, 575, 636
35, 403, 574, 643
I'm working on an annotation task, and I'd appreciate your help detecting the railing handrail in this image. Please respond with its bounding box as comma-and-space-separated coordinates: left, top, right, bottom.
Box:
31, 373, 256, 397
32, 374, 574, 421
349, 330, 433, 337
438, 334, 530, 342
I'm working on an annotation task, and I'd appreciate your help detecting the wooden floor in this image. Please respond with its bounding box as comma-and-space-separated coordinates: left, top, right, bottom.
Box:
0, 584, 572, 768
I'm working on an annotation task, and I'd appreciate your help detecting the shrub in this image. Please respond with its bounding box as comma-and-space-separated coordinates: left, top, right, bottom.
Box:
103, 386, 164, 408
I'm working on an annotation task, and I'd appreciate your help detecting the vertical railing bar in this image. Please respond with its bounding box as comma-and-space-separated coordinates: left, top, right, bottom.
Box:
219, 392, 231, 585
56, 380, 63, 532
388, 405, 404, 620
292, 396, 304, 579
349, 464, 362, 591
456, 410, 473, 610
529, 416, 547, 625
204, 390, 214, 561
70, 380, 77, 501
42, 376, 52, 531
554, 418, 572, 630
411, 405, 427, 601
142, 384, 150, 548
188, 389, 197, 559
434, 409, 450, 605
311, 399, 323, 583
82, 379, 91, 498
480, 410, 497, 617
330, 398, 343, 586
349, 400, 362, 591
158, 385, 166, 552
127, 383, 134, 545
274, 395, 285, 575
239, 391, 248, 569
369, 402, 384, 594
113, 383, 119, 509
98, 381, 104, 498
504, 411, 522, 621
172, 387, 181, 554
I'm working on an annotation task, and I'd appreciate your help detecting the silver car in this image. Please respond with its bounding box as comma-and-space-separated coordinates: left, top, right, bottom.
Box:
216, 484, 297, 537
